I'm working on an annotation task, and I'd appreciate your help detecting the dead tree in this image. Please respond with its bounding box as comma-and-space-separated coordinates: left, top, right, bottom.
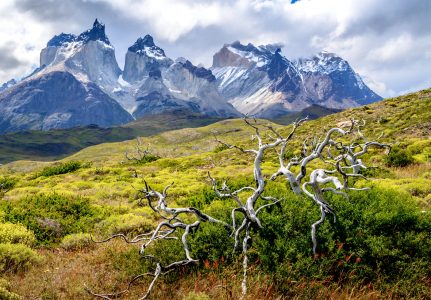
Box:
88, 118, 389, 299
87, 182, 230, 299
209, 118, 307, 298
270, 119, 390, 254
124, 137, 158, 163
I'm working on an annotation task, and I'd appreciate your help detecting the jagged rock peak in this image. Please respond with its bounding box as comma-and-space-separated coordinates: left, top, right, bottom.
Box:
47, 33, 76, 47
128, 35, 166, 58
295, 51, 350, 74
261, 47, 290, 79
0, 78, 17, 92
129, 35, 155, 49
213, 41, 280, 68
77, 18, 110, 45
229, 41, 281, 57
230, 41, 260, 53
180, 60, 216, 82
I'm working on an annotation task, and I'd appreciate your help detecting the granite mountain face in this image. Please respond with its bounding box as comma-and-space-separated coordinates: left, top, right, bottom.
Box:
0, 20, 132, 133
0, 20, 381, 133
211, 42, 381, 118
119, 35, 239, 119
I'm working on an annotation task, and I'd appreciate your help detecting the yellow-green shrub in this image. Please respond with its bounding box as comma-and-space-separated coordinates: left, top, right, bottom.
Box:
0, 287, 21, 300
94, 213, 153, 236
0, 193, 100, 245
0, 223, 35, 246
0, 278, 21, 300
0, 243, 42, 272
60, 233, 94, 251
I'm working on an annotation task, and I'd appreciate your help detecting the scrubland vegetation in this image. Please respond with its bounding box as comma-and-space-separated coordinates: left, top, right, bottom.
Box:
0, 89, 430, 299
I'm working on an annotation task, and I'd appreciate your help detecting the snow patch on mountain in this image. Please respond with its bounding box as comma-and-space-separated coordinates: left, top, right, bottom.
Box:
294, 51, 349, 74
227, 46, 269, 67
212, 42, 382, 117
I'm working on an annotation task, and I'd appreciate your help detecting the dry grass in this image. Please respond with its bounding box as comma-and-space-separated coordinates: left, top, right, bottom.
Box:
5, 241, 391, 300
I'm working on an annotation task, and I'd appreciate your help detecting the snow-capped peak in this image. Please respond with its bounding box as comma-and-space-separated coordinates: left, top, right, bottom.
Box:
128, 35, 166, 60
212, 41, 282, 69
0, 78, 17, 92
226, 41, 274, 67
46, 33, 77, 47
295, 51, 350, 74
76, 18, 111, 45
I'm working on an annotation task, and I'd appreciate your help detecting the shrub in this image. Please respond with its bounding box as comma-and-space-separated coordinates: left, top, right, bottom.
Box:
0, 177, 17, 191
126, 153, 160, 165
60, 233, 94, 251
0, 278, 21, 300
135, 153, 160, 165
189, 220, 232, 263
169, 183, 431, 298
0, 278, 10, 290
38, 161, 82, 177
385, 147, 414, 167
0, 194, 99, 244
213, 144, 229, 153
0, 223, 35, 246
95, 213, 153, 236
184, 186, 218, 209
253, 185, 431, 297
0, 287, 21, 300
0, 243, 42, 273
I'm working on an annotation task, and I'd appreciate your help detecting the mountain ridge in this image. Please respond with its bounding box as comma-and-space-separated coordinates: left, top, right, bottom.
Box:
0, 19, 382, 133
211, 41, 382, 117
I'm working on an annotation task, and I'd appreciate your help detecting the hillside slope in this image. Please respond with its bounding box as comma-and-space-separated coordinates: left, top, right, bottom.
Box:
0, 111, 222, 164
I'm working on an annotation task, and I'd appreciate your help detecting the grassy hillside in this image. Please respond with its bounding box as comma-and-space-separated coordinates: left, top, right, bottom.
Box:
0, 111, 222, 164
0, 88, 430, 299
0, 105, 339, 164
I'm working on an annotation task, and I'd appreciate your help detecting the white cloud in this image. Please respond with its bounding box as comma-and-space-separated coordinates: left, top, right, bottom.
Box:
0, 0, 430, 98
367, 34, 414, 62
0, 0, 56, 81
90, 0, 226, 41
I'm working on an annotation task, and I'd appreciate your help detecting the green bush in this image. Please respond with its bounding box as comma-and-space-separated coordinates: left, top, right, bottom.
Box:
153, 183, 431, 298
0, 223, 35, 246
95, 213, 153, 236
0, 243, 42, 273
0, 287, 21, 300
385, 146, 414, 167
0, 177, 17, 191
189, 220, 232, 263
126, 153, 160, 165
0, 194, 100, 245
60, 233, 94, 251
136, 153, 160, 164
253, 185, 431, 298
213, 144, 229, 153
38, 161, 82, 177
0, 278, 10, 290
0, 278, 21, 300
184, 186, 218, 209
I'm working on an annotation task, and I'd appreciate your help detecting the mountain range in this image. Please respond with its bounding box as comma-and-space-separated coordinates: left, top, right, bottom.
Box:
0, 19, 381, 133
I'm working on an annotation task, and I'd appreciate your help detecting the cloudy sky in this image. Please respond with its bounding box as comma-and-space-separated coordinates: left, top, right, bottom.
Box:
0, 0, 430, 97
